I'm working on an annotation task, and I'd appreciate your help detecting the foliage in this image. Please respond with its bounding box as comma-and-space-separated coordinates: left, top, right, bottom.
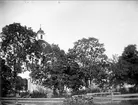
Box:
120, 45, 138, 86
107, 54, 123, 88
1, 23, 110, 97
0, 58, 27, 96
65, 53, 84, 92
30, 90, 47, 98
68, 37, 108, 88
15, 76, 28, 92
30, 44, 67, 96
30, 43, 84, 96
63, 95, 94, 105
117, 87, 138, 94
20, 91, 30, 98
1, 58, 13, 96
72, 88, 100, 96
86, 88, 100, 93
0, 23, 36, 94
30, 37, 109, 96
51, 91, 68, 98
1, 23, 36, 73
110, 45, 138, 89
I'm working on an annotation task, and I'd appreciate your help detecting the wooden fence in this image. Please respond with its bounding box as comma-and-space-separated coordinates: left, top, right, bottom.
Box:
1, 92, 138, 104
87, 92, 138, 104
1, 97, 65, 105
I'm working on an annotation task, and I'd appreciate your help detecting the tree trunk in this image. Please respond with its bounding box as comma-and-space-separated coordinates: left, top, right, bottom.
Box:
53, 86, 58, 97
58, 84, 64, 96
89, 78, 93, 89
85, 78, 89, 88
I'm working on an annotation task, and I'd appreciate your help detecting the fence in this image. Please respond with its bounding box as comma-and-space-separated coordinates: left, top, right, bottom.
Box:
1, 92, 138, 104
1, 97, 65, 105
87, 92, 138, 104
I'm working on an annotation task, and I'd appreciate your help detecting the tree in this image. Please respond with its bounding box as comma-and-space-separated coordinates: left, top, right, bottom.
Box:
69, 37, 108, 88
113, 45, 138, 89
65, 52, 84, 92
107, 54, 124, 89
1, 23, 36, 94
30, 44, 67, 96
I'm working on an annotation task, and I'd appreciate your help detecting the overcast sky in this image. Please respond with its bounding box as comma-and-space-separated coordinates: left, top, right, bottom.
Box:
1, 1, 138, 78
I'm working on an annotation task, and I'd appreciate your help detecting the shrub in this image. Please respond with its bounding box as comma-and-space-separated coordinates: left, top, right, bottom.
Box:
118, 87, 138, 94
63, 95, 94, 105
30, 90, 47, 98
87, 88, 100, 93
20, 91, 30, 98
72, 88, 100, 96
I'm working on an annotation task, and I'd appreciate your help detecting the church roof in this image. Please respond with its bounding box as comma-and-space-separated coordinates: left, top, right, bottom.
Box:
37, 28, 45, 34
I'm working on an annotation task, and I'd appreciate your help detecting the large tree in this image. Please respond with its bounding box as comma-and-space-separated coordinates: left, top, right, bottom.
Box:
1, 23, 36, 94
68, 37, 108, 88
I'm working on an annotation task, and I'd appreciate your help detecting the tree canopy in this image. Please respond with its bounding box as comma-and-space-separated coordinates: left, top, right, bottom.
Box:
30, 44, 66, 96
0, 58, 27, 96
0, 23, 36, 95
1, 23, 36, 73
68, 37, 108, 88
0, 58, 13, 96
114, 45, 138, 87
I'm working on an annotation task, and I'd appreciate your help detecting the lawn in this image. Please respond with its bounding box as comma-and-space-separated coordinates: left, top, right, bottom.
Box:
94, 100, 138, 105
2, 98, 138, 105
2, 100, 138, 105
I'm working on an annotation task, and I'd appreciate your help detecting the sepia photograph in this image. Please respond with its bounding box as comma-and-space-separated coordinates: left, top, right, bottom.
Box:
1, 0, 138, 105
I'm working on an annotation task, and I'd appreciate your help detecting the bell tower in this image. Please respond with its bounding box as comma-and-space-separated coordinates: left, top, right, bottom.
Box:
37, 25, 45, 40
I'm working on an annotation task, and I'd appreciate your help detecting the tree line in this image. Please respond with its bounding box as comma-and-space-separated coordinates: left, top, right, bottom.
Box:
1, 23, 138, 97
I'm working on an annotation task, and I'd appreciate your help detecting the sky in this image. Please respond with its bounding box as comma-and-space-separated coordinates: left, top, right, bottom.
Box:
1, 1, 138, 78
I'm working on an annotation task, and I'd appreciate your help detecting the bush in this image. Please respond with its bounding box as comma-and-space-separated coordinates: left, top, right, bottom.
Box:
20, 91, 30, 98
72, 88, 100, 96
63, 95, 94, 105
87, 88, 100, 93
30, 90, 47, 98
118, 87, 138, 94
72, 90, 87, 96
